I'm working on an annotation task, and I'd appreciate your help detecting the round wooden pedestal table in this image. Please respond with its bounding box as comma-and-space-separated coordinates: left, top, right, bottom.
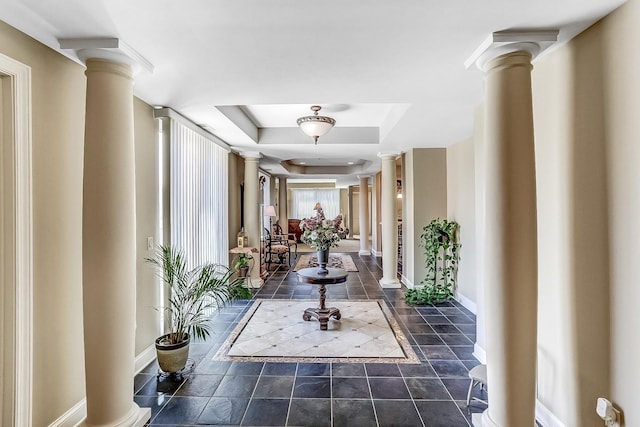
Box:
296, 267, 348, 330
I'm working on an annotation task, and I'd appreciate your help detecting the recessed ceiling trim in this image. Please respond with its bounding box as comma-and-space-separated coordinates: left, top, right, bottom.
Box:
215, 106, 258, 142
281, 160, 373, 175
153, 107, 230, 151
259, 127, 379, 145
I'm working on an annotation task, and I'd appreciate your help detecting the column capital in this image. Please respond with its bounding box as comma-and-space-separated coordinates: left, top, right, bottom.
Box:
357, 175, 372, 181
377, 151, 401, 160
59, 37, 153, 74
84, 58, 133, 80
240, 151, 262, 160
465, 30, 558, 71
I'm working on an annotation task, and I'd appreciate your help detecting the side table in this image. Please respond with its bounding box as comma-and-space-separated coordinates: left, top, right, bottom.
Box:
297, 267, 348, 330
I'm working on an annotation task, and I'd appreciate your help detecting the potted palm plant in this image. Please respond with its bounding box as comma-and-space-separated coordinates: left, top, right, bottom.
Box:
146, 245, 239, 373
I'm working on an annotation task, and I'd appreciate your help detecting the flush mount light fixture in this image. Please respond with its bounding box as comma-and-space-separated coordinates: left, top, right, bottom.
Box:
296, 105, 336, 144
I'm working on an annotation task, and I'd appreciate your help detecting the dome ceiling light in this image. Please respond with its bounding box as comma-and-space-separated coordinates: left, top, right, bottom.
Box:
296, 105, 336, 144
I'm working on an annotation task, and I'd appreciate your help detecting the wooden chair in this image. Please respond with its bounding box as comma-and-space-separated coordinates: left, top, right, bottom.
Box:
273, 222, 298, 257
264, 228, 290, 270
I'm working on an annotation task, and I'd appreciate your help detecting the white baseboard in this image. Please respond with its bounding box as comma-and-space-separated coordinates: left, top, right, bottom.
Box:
473, 343, 486, 364
135, 343, 157, 374
468, 400, 564, 427
535, 399, 566, 427
371, 248, 382, 257
454, 292, 477, 314
401, 275, 414, 288
48, 398, 86, 427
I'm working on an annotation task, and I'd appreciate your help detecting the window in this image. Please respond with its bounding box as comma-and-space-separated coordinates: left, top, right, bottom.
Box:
291, 189, 340, 219
168, 119, 229, 267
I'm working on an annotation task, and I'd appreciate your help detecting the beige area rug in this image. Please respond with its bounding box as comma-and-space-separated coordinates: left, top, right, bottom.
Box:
212, 299, 419, 363
293, 254, 358, 272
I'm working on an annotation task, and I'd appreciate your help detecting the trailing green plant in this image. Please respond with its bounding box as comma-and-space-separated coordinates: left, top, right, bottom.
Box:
146, 245, 242, 344
230, 282, 254, 300
405, 218, 460, 305
233, 253, 251, 270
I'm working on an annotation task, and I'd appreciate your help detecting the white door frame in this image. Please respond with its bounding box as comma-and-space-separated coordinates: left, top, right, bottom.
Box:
0, 52, 33, 427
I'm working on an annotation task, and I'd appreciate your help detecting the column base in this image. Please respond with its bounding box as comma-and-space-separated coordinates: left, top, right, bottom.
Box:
471, 413, 483, 427
379, 277, 401, 288
480, 410, 499, 427
247, 277, 264, 289
129, 407, 151, 427
358, 250, 371, 256
82, 404, 150, 427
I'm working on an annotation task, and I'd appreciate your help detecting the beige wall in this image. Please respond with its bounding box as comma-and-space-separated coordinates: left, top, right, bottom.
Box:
0, 21, 87, 426
339, 188, 349, 228
600, 0, 640, 424
446, 138, 476, 304
402, 148, 447, 288
531, 1, 640, 423
372, 172, 381, 254
228, 153, 243, 250
0, 20, 166, 425
352, 188, 361, 235
134, 98, 162, 354
534, 42, 609, 426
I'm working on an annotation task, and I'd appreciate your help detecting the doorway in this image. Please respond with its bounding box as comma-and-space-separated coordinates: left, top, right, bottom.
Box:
0, 53, 33, 427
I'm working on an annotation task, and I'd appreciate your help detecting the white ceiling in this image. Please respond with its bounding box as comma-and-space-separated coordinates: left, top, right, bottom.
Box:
0, 0, 625, 186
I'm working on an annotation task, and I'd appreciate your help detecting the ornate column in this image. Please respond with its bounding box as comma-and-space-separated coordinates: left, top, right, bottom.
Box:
378, 153, 401, 288
278, 176, 288, 236
81, 57, 150, 425
358, 175, 371, 256
242, 152, 263, 288
467, 31, 557, 427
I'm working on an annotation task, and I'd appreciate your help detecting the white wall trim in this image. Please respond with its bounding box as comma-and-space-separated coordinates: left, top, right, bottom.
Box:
47, 399, 86, 427
535, 399, 566, 427
134, 344, 156, 375
371, 248, 382, 257
454, 291, 477, 314
0, 52, 33, 427
473, 343, 486, 364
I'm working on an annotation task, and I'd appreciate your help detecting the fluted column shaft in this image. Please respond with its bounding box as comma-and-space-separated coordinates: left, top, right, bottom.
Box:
242, 155, 263, 287
82, 58, 148, 426
379, 154, 400, 288
481, 50, 538, 427
358, 176, 371, 255
278, 176, 288, 235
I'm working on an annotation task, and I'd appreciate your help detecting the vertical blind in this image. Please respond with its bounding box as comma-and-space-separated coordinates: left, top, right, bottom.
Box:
169, 120, 228, 268
291, 189, 341, 219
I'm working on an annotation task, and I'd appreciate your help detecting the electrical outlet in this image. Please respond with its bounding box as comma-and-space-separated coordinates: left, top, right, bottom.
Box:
147, 236, 153, 251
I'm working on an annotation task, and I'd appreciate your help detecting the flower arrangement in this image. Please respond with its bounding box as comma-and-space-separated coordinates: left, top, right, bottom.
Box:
300, 204, 343, 251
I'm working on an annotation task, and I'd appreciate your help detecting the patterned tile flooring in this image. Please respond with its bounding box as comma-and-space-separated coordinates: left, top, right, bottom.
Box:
220, 299, 412, 360
135, 253, 488, 426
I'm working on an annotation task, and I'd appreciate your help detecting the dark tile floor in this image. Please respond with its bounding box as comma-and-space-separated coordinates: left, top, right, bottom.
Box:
135, 253, 488, 426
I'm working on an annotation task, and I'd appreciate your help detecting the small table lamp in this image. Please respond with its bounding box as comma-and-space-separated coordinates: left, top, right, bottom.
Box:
264, 205, 277, 233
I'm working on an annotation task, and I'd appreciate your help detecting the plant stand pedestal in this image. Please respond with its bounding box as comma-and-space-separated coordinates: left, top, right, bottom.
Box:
297, 267, 348, 330
157, 358, 195, 381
